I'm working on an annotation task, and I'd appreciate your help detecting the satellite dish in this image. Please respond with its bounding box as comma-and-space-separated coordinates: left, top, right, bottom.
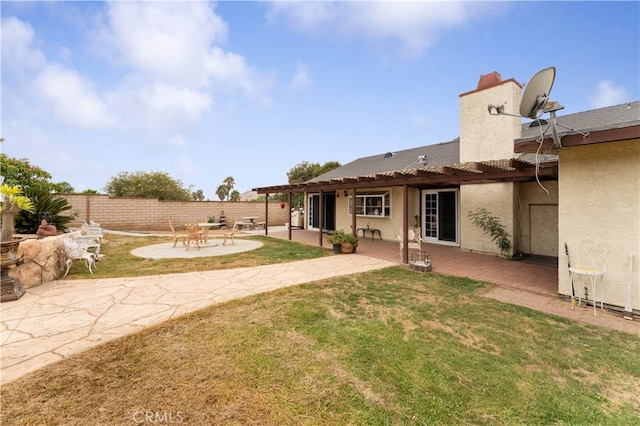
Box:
519, 67, 556, 119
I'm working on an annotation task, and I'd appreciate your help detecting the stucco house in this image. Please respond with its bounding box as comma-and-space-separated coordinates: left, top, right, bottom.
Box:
255, 71, 639, 314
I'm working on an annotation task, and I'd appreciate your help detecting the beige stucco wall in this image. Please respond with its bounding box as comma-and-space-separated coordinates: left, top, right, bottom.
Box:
460, 182, 517, 255
459, 80, 522, 163
332, 186, 418, 241
558, 139, 640, 311
518, 181, 559, 257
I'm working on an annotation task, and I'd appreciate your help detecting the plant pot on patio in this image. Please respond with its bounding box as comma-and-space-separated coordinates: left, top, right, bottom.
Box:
1, 237, 26, 302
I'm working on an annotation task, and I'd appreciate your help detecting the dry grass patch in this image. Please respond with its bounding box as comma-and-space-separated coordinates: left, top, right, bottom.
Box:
2, 267, 639, 425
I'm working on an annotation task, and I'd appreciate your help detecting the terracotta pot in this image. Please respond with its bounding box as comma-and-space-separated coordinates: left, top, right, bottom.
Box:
341, 241, 353, 254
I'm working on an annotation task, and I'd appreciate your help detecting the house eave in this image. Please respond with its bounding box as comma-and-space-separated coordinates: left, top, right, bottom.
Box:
254, 159, 558, 194
514, 124, 640, 153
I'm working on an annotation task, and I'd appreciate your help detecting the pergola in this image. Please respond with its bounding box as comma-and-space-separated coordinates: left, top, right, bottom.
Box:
254, 157, 558, 263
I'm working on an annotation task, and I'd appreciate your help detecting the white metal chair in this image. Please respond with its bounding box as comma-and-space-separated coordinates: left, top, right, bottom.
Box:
397, 227, 427, 263
63, 237, 97, 276
69, 230, 101, 257
568, 240, 615, 316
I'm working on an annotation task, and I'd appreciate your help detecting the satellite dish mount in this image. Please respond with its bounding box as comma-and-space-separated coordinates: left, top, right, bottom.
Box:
488, 66, 574, 148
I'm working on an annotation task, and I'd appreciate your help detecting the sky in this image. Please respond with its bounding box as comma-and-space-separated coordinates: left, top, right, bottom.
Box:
1, 1, 638, 199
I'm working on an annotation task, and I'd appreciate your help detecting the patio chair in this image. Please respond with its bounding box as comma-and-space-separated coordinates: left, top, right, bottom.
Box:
63, 237, 97, 276
223, 219, 238, 246
185, 221, 201, 251
169, 221, 186, 248
568, 239, 615, 316
69, 230, 101, 257
397, 227, 430, 265
81, 221, 103, 240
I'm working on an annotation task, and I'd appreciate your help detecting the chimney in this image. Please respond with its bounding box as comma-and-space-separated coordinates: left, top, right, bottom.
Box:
477, 71, 503, 90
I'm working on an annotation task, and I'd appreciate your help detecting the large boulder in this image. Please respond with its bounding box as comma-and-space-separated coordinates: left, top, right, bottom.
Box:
9, 236, 66, 288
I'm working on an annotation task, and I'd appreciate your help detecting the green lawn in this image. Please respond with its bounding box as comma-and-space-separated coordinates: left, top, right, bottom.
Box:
62, 232, 331, 279
2, 264, 639, 425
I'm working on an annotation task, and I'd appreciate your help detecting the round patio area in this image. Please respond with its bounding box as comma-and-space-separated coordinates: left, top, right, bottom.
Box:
131, 238, 263, 259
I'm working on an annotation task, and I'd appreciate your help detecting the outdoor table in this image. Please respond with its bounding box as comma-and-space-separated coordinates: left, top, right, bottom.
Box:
357, 227, 382, 241
241, 217, 258, 230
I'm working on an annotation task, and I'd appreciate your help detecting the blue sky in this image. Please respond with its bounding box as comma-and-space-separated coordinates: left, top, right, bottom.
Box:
2, 1, 638, 199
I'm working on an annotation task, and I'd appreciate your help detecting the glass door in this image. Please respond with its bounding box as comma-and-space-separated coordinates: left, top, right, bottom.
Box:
422, 189, 459, 245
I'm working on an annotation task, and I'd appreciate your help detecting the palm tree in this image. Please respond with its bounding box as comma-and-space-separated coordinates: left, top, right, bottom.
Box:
215, 184, 227, 201
223, 176, 235, 201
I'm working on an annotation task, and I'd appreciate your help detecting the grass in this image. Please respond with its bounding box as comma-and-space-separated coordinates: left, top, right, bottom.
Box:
62, 232, 331, 279
2, 262, 639, 425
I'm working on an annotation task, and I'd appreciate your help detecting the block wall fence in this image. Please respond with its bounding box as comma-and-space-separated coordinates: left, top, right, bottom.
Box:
58, 194, 291, 231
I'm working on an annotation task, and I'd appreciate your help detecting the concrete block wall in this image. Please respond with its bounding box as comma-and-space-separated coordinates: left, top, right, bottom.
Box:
58, 195, 290, 231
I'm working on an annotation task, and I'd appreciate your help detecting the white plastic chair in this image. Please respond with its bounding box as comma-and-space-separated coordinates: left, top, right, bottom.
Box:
568, 240, 615, 316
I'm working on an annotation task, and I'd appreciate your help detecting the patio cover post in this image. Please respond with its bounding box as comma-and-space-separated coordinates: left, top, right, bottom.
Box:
402, 184, 409, 264
264, 193, 269, 236
288, 191, 292, 240
318, 190, 324, 247
350, 188, 356, 236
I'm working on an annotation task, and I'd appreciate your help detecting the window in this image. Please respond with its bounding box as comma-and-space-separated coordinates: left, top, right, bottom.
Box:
348, 192, 391, 217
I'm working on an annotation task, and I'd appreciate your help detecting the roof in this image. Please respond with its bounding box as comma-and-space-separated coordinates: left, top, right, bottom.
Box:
308, 139, 460, 182
516, 101, 640, 152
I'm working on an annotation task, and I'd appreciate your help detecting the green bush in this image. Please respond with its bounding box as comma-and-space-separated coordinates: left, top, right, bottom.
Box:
15, 186, 77, 234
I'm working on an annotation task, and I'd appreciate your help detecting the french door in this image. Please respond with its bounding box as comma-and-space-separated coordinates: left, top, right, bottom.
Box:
307, 193, 336, 231
422, 189, 459, 245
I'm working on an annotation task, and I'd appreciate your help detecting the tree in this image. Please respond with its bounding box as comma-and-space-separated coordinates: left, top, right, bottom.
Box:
215, 176, 236, 201
215, 184, 227, 201
229, 190, 241, 201
281, 160, 341, 208
54, 181, 75, 193
104, 171, 190, 201
1, 153, 54, 191
191, 189, 204, 201
0, 153, 75, 237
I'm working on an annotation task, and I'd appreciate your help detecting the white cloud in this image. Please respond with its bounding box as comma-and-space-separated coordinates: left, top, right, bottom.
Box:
288, 62, 311, 91
266, 1, 484, 58
34, 64, 117, 129
99, 1, 228, 87
1, 16, 46, 72
590, 80, 628, 109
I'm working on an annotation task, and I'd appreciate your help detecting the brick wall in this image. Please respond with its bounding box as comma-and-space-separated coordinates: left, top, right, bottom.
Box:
59, 194, 291, 231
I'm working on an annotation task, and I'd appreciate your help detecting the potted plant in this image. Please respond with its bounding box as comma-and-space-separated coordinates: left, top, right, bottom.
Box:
1, 184, 35, 243
341, 232, 359, 254
326, 229, 347, 254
